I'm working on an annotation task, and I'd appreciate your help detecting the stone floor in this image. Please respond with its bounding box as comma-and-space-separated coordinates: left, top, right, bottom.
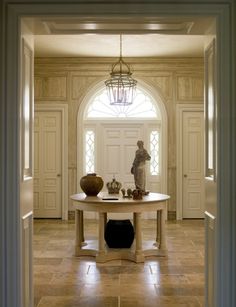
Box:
34, 219, 205, 307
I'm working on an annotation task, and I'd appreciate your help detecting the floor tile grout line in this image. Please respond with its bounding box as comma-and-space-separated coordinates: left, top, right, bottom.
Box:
118, 295, 121, 307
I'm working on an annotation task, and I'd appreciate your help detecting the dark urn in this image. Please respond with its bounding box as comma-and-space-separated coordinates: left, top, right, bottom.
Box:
80, 173, 104, 196
105, 219, 135, 248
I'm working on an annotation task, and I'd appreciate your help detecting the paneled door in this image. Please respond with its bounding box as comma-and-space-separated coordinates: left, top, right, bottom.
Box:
182, 111, 204, 218
34, 111, 62, 218
101, 124, 142, 219
100, 123, 160, 219
101, 124, 142, 189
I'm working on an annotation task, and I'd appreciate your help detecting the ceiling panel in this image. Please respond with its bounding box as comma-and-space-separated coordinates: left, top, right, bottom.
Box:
30, 16, 213, 57
34, 34, 205, 57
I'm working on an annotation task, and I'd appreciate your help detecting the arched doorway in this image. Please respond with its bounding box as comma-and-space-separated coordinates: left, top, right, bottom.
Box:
77, 81, 168, 218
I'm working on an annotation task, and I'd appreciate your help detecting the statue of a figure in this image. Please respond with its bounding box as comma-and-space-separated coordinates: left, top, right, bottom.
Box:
131, 140, 151, 192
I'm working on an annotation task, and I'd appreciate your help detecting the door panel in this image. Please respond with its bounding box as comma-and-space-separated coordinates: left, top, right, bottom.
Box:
183, 111, 204, 218
102, 125, 142, 190
101, 125, 142, 219
20, 23, 34, 307
34, 111, 62, 218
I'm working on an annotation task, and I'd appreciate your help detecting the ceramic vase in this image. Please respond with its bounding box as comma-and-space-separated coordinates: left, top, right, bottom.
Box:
80, 173, 104, 196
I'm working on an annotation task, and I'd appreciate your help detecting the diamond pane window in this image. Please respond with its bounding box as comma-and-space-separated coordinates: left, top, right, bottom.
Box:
86, 88, 159, 119
150, 131, 160, 175
85, 130, 95, 173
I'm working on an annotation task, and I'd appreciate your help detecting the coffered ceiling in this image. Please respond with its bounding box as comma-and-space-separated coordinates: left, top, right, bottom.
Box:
29, 16, 214, 57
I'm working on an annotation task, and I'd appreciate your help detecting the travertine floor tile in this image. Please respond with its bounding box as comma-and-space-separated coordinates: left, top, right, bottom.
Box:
34, 219, 205, 307
155, 284, 204, 296
50, 272, 120, 285
120, 296, 202, 307
36, 296, 118, 307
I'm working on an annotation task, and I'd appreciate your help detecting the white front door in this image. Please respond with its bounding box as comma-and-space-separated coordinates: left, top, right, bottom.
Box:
101, 124, 142, 219
99, 123, 161, 219
100, 123, 161, 193
101, 124, 142, 190
34, 111, 62, 218
182, 111, 204, 218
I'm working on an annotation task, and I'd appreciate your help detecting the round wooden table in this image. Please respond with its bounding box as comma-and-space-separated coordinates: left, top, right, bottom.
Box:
71, 192, 170, 263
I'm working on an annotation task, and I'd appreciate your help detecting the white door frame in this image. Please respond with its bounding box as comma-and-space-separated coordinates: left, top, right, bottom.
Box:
2, 3, 234, 307
34, 104, 68, 220
176, 104, 204, 220
77, 80, 168, 197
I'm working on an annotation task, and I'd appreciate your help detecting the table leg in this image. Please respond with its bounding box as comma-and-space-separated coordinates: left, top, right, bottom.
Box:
104, 212, 107, 230
79, 210, 85, 243
75, 209, 83, 256
155, 210, 161, 248
160, 207, 167, 250
134, 212, 144, 262
98, 212, 106, 257
133, 213, 136, 233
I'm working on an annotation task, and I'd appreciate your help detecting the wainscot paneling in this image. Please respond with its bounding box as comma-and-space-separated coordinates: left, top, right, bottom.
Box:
35, 75, 68, 100
144, 75, 173, 100
71, 75, 101, 100
176, 74, 204, 102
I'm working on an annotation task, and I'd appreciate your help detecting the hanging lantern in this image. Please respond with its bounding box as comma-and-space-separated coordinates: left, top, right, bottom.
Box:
105, 34, 137, 106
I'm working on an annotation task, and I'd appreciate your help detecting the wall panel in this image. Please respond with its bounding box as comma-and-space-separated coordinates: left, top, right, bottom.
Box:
35, 75, 67, 100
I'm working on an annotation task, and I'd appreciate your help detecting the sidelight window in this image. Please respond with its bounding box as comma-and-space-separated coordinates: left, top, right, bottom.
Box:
150, 130, 160, 175
85, 130, 95, 173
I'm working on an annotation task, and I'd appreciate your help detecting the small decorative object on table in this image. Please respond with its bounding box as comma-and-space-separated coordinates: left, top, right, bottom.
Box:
127, 188, 133, 198
132, 189, 143, 200
80, 173, 104, 196
106, 177, 122, 194
121, 188, 126, 197
131, 140, 151, 194
121, 188, 133, 198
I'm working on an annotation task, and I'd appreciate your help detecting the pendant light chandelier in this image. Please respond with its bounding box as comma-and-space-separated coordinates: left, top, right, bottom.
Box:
105, 34, 137, 106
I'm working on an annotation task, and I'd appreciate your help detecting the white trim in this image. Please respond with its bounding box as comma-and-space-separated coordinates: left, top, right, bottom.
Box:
205, 210, 216, 307
138, 79, 168, 195
21, 38, 34, 180
21, 211, 33, 307
176, 104, 204, 220
35, 104, 68, 220
205, 39, 217, 180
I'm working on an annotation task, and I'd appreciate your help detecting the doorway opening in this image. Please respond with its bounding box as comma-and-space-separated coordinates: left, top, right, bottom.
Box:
9, 6, 230, 306
34, 104, 68, 219
31, 17, 211, 222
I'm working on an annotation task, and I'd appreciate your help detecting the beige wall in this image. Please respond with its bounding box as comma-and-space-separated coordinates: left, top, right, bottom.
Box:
34, 57, 204, 216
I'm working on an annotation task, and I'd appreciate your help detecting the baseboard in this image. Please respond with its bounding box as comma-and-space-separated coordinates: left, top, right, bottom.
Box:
68, 210, 75, 220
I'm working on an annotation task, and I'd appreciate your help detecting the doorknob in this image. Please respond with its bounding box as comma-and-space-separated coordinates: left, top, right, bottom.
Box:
57, 174, 61, 177
183, 174, 187, 178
